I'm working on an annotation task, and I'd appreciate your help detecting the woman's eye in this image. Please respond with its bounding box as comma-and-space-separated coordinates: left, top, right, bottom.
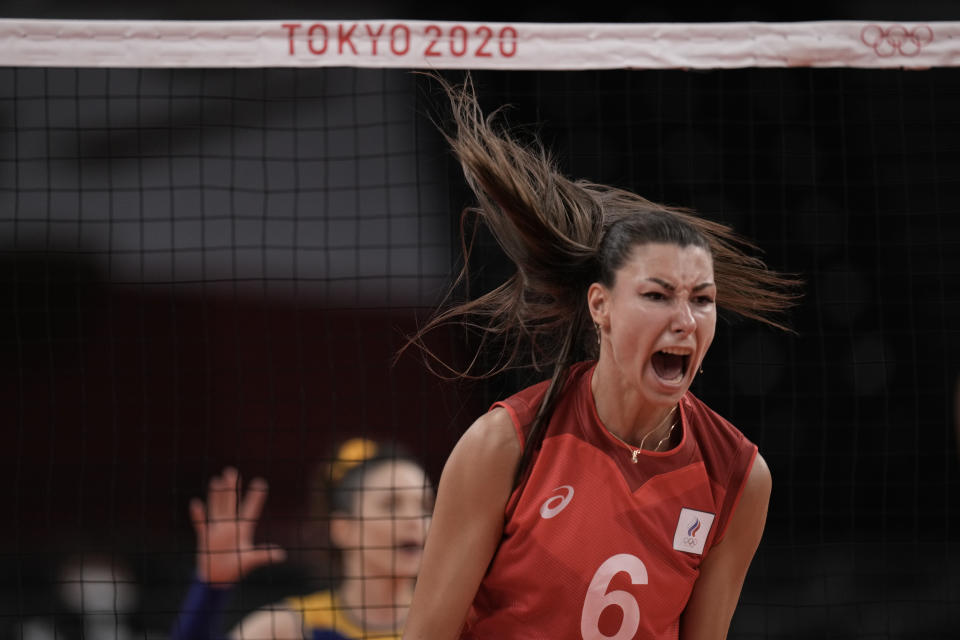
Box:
695, 295, 715, 305
643, 292, 666, 301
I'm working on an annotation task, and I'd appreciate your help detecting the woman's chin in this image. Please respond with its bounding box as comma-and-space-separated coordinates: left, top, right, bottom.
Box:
392, 551, 423, 577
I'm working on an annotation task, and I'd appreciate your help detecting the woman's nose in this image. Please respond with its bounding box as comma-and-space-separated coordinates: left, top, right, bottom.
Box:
672, 301, 696, 335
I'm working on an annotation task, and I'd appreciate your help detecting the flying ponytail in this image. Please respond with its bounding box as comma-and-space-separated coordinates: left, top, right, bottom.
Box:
402, 74, 801, 487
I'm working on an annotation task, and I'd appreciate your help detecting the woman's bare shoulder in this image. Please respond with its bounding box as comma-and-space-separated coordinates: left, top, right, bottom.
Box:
229, 603, 302, 640
452, 405, 522, 471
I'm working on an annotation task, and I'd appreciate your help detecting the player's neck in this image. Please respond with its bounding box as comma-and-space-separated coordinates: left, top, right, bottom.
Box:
591, 360, 676, 447
337, 574, 415, 630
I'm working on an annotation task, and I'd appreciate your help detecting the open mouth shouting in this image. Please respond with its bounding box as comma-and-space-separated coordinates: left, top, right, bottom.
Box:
396, 539, 424, 555
651, 348, 692, 384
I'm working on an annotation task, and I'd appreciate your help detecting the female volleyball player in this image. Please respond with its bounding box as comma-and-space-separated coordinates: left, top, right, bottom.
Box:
172, 439, 434, 640
401, 78, 800, 640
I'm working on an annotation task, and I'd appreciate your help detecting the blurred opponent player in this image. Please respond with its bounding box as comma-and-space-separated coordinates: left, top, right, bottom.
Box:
173, 439, 434, 640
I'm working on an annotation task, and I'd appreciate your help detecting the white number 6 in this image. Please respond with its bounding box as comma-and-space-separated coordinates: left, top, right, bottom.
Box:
580, 553, 648, 640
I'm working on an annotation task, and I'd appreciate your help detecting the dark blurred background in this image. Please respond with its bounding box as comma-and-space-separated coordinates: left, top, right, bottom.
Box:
1, 2, 958, 639
0, 0, 959, 21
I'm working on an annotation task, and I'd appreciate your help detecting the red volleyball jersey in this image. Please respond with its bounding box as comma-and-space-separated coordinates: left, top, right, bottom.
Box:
462, 361, 758, 640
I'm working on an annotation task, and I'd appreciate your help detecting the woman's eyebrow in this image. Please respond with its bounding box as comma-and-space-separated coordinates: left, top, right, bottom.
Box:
646, 277, 674, 290
645, 278, 715, 292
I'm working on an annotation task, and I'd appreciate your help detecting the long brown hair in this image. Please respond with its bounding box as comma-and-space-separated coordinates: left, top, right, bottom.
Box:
403, 74, 802, 486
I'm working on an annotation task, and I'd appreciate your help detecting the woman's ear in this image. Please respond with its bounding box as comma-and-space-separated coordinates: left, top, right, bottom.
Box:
587, 282, 609, 328
329, 513, 357, 550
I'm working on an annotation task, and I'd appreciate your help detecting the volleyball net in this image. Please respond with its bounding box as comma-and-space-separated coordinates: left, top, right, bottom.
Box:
2, 18, 958, 639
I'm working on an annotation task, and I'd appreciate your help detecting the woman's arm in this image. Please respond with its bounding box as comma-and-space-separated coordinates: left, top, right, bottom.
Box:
171, 468, 288, 640
679, 453, 772, 640
189, 467, 287, 586
402, 407, 521, 640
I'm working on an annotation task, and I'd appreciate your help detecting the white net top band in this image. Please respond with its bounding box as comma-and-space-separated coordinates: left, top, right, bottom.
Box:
1, 19, 958, 69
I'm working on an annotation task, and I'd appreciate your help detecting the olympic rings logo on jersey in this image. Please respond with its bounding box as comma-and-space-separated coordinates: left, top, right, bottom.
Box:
539, 485, 574, 519
860, 24, 934, 57
673, 508, 714, 555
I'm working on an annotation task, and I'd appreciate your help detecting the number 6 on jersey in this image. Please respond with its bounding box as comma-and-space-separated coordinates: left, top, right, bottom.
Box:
580, 554, 649, 640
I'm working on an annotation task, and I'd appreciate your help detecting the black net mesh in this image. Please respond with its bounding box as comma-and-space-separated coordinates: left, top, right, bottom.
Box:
1, 64, 957, 638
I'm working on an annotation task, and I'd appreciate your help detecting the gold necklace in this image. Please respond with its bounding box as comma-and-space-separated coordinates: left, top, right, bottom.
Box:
612, 406, 679, 463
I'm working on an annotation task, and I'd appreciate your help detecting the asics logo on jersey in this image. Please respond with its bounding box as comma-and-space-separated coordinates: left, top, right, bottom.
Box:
539, 485, 574, 519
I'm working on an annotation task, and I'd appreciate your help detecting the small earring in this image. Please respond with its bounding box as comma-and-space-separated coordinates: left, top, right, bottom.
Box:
699, 365, 704, 374
595, 323, 601, 346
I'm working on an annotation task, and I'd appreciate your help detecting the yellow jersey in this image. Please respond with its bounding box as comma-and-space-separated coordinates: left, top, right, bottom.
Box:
287, 591, 400, 640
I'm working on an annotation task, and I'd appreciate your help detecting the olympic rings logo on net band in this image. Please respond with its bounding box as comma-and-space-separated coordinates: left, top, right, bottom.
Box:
861, 24, 934, 57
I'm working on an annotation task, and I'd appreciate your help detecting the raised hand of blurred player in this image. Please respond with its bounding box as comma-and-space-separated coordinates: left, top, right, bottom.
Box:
189, 467, 287, 586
